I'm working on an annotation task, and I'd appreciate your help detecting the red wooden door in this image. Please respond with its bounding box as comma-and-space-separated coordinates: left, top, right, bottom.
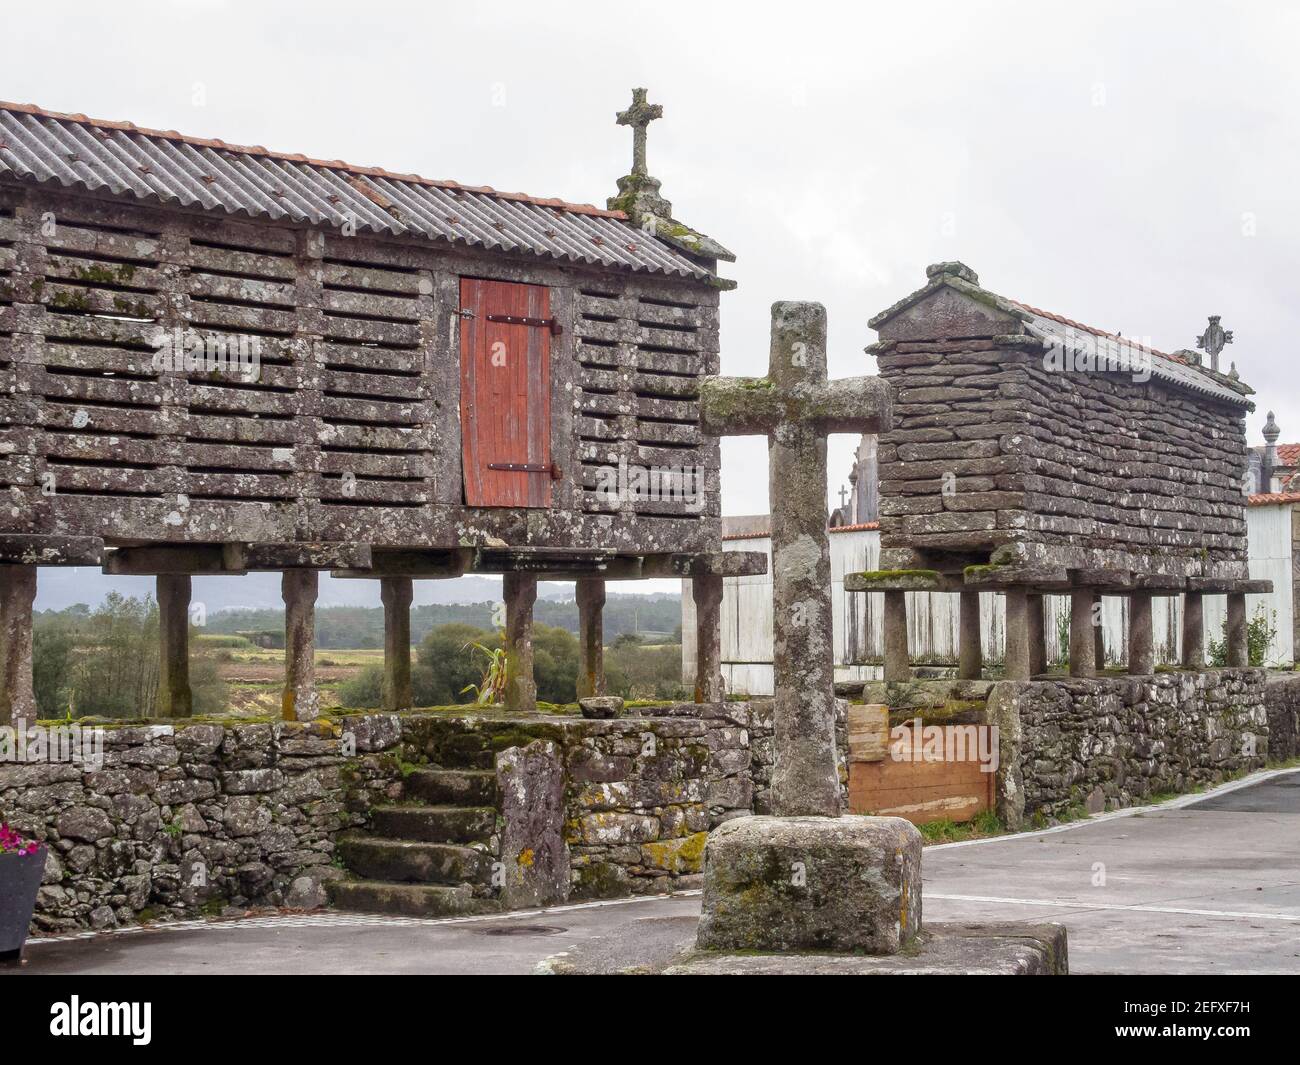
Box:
459, 278, 553, 508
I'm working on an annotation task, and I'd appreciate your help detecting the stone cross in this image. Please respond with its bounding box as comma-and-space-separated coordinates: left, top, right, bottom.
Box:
616, 87, 662, 178
838, 484, 849, 510
700, 303, 892, 817
1197, 314, 1233, 372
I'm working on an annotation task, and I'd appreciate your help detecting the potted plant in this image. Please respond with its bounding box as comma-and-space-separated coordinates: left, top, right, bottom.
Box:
0, 824, 45, 963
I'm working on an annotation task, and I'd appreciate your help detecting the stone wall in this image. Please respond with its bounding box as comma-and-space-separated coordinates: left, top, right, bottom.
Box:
0, 716, 405, 934
4, 701, 810, 931
1264, 674, 1300, 762
989, 669, 1269, 827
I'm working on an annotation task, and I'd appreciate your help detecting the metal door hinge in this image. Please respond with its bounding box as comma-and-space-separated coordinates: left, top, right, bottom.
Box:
485, 313, 562, 337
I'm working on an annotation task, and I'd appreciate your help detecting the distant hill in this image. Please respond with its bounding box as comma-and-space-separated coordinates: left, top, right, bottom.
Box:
34, 568, 596, 612
202, 594, 683, 649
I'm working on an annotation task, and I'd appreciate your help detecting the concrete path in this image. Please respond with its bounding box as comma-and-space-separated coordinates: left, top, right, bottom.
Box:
6, 769, 1298, 975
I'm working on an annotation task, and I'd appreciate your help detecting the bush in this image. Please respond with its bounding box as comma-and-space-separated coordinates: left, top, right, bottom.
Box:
338, 664, 384, 709
1208, 607, 1277, 667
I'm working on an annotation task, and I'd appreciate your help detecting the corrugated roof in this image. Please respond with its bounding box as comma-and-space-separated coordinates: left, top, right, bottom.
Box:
0, 101, 715, 281
1248, 491, 1300, 506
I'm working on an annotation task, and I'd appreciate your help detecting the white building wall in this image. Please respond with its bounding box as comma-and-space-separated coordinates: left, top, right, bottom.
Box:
682, 504, 1295, 696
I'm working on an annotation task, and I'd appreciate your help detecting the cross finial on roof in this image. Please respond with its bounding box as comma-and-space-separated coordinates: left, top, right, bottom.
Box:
1197, 314, 1234, 372
838, 484, 850, 509
617, 88, 662, 178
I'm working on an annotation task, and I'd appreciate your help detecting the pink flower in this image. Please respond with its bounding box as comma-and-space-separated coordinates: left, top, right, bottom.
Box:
0, 822, 43, 856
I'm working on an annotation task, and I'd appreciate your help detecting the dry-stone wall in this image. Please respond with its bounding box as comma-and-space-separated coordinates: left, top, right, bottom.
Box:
989, 669, 1269, 826
3, 702, 804, 932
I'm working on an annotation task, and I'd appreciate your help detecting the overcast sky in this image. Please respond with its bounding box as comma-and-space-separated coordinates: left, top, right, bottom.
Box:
6, 0, 1298, 602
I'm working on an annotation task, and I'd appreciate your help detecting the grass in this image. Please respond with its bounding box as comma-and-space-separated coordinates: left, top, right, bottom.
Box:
916, 809, 1004, 844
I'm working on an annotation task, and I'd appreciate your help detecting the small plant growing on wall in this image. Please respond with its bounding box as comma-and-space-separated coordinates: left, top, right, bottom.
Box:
461, 639, 509, 705
1208, 607, 1277, 667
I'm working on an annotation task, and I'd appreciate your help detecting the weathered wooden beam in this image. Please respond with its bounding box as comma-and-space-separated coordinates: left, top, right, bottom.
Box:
962, 563, 1069, 589
332, 548, 472, 579
0, 535, 103, 567
474, 547, 639, 578
105, 546, 229, 576
240, 542, 373, 571
638, 551, 767, 579
844, 569, 952, 593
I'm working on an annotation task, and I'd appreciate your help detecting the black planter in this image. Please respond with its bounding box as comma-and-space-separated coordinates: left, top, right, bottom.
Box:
0, 847, 46, 961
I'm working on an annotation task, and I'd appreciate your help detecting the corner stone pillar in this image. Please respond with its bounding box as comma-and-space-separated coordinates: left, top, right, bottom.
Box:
504, 573, 538, 712
1181, 591, 1205, 669
1027, 593, 1047, 677
1226, 592, 1249, 668
0, 564, 37, 726
380, 576, 413, 711
882, 589, 910, 683
958, 590, 983, 680
692, 574, 724, 703
1069, 588, 1096, 678
1003, 589, 1031, 682
157, 574, 193, 718
282, 570, 320, 721
576, 577, 606, 699
1128, 590, 1154, 675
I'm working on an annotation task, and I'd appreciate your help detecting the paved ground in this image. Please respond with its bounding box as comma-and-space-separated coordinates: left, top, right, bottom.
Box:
5, 769, 1298, 975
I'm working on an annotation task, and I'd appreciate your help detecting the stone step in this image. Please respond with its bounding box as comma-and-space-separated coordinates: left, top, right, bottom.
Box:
369, 805, 496, 844
328, 879, 499, 919
336, 835, 494, 886
405, 768, 496, 806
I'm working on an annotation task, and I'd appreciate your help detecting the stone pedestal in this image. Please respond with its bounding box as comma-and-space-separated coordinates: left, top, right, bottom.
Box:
692, 574, 724, 703
1027, 593, 1047, 677
1182, 591, 1205, 668
381, 576, 413, 710
576, 577, 605, 699
157, 574, 193, 718
282, 569, 319, 721
1068, 588, 1096, 678
882, 590, 910, 682
1003, 589, 1030, 682
958, 591, 982, 679
696, 815, 922, 955
1092, 593, 1106, 669
504, 573, 537, 712
1226, 592, 1248, 667
1128, 590, 1154, 675
0, 564, 36, 726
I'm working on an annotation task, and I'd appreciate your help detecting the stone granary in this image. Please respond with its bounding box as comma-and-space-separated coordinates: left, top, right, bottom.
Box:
850, 262, 1270, 682
0, 91, 763, 724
